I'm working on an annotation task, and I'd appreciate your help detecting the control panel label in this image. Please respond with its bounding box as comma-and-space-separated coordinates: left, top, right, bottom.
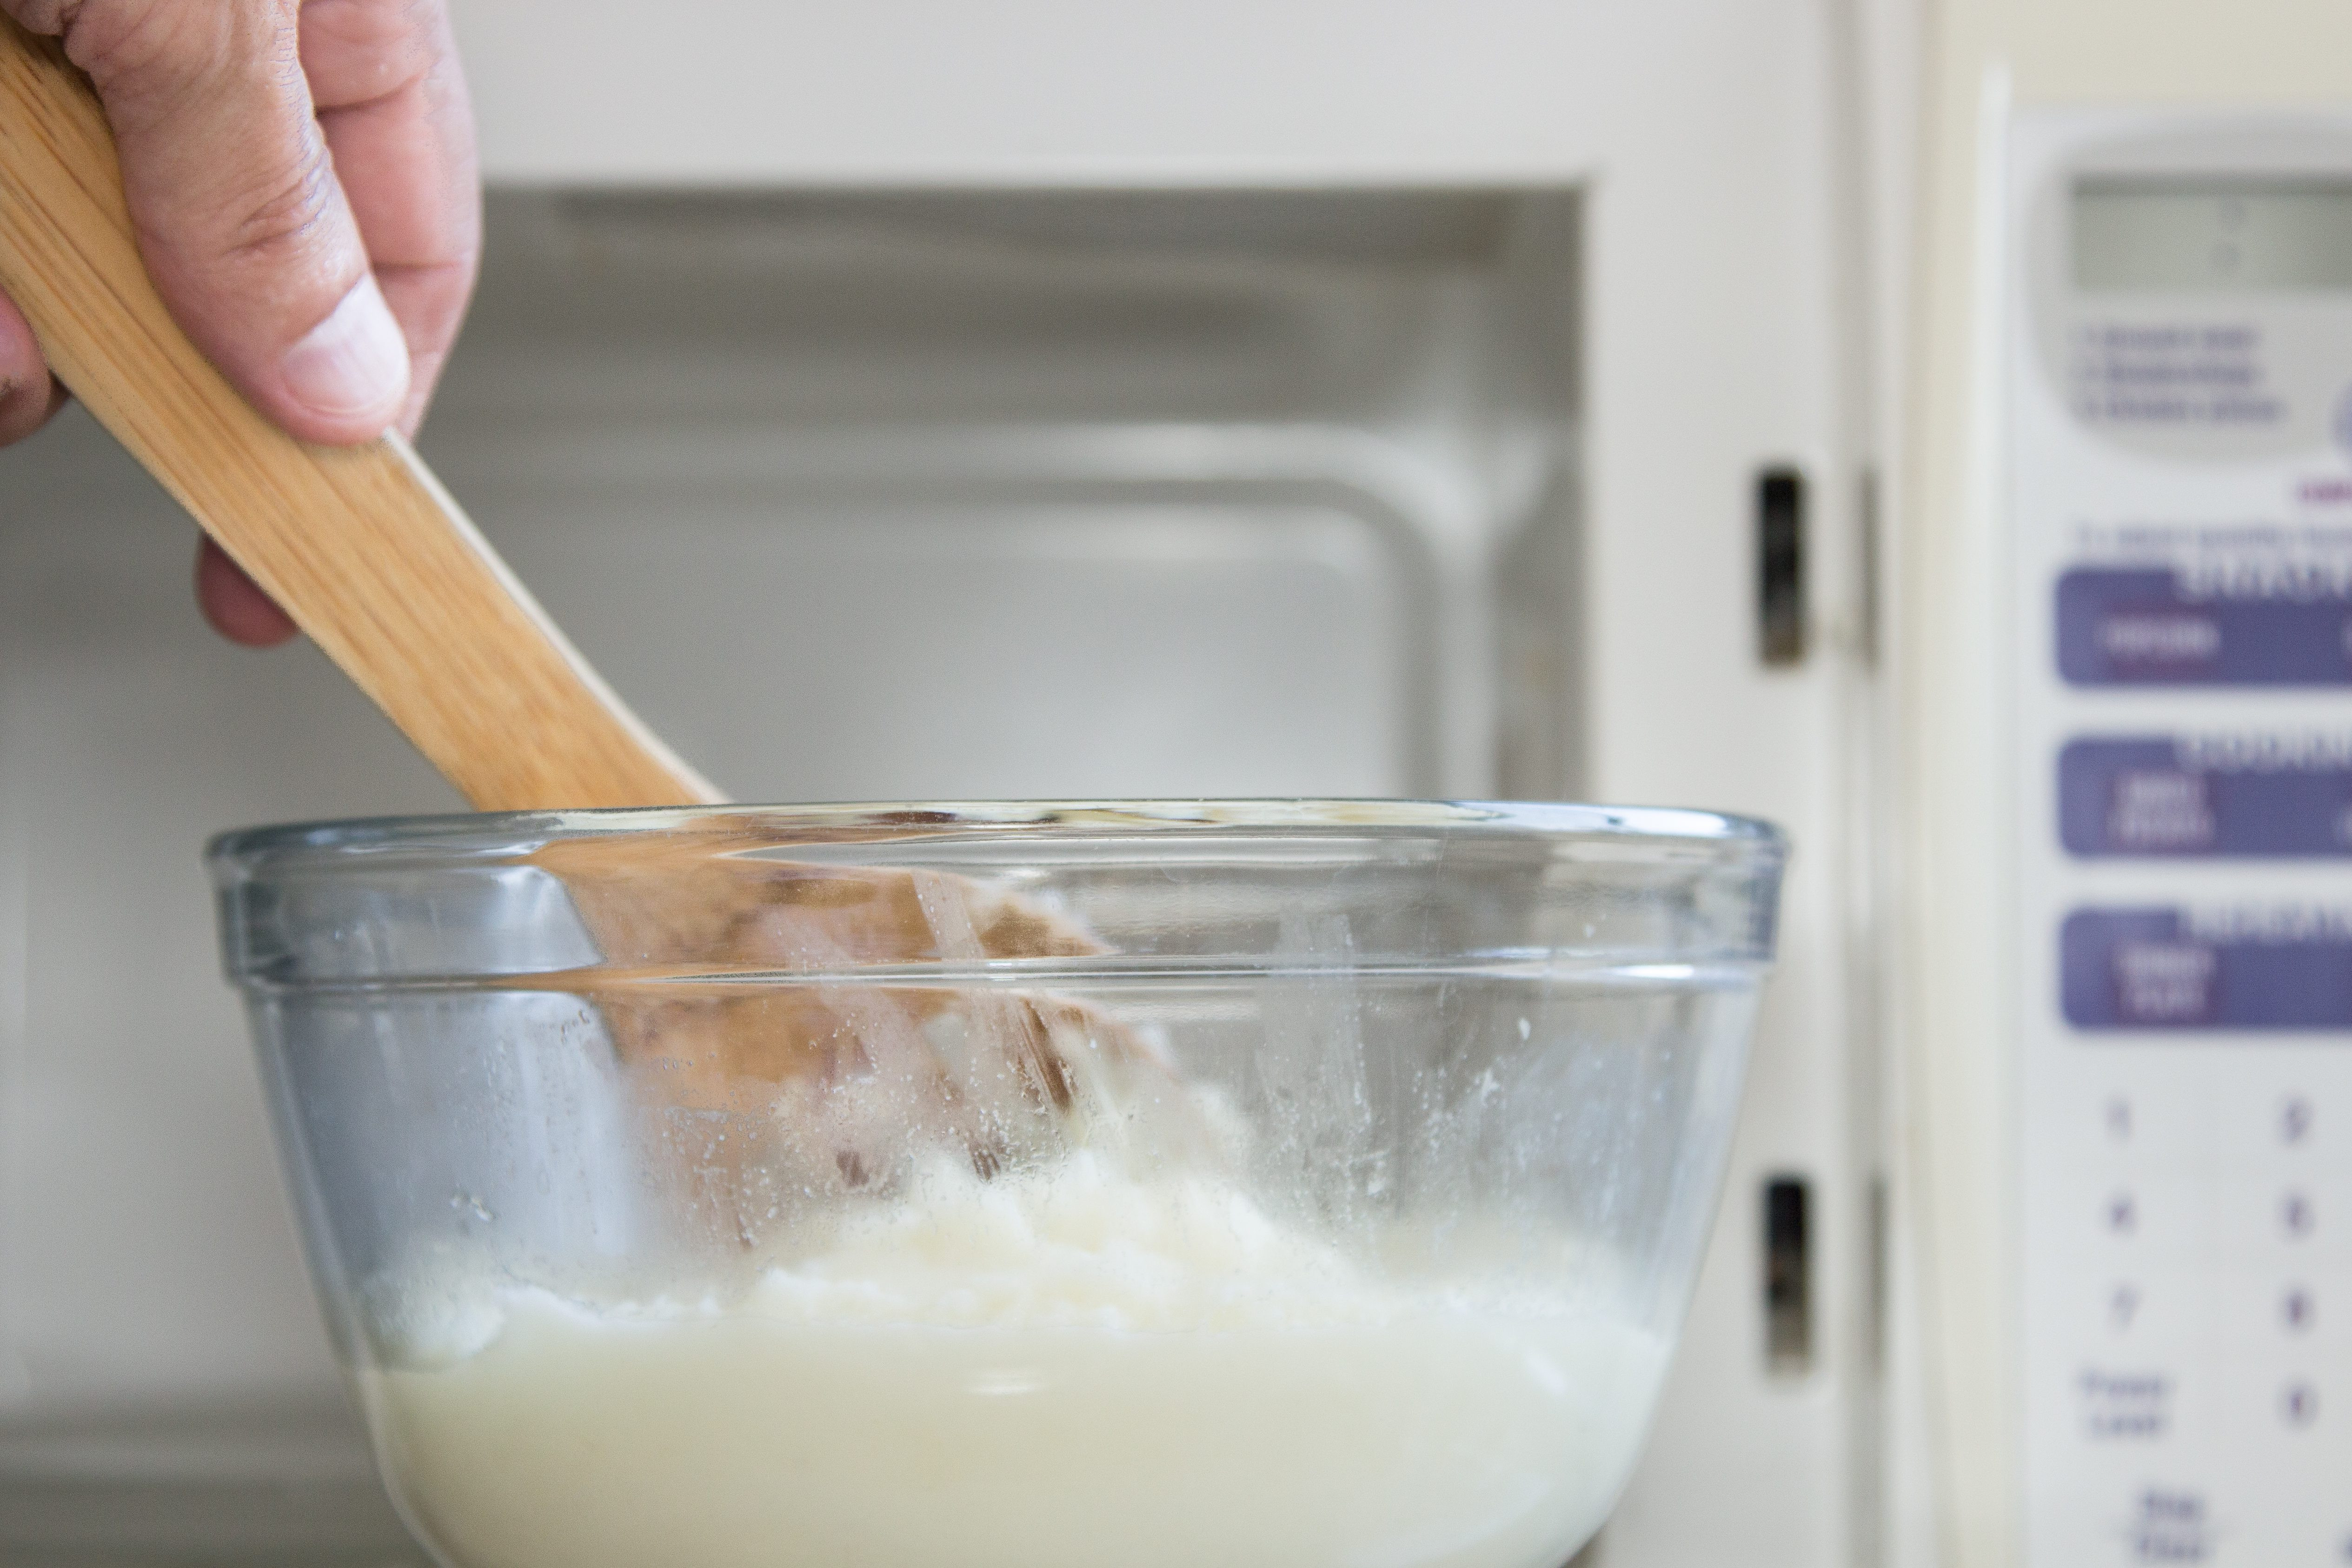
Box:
2057, 567, 2352, 687
2059, 735, 2352, 856
2061, 907, 2352, 1029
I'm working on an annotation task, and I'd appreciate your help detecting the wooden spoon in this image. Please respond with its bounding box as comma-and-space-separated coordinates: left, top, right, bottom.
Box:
0, 21, 1208, 1218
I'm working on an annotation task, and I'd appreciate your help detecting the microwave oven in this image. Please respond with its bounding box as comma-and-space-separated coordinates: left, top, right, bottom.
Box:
2, 2, 2347, 1565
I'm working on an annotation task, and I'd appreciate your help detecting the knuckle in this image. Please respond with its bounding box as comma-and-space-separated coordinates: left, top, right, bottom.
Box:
6, 1, 80, 37
348, 0, 439, 61
217, 143, 343, 273
299, 0, 447, 105
57, 2, 190, 87
69, 0, 297, 98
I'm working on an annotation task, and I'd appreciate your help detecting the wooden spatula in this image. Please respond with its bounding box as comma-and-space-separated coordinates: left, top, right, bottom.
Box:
0, 20, 1208, 1213
0, 16, 713, 812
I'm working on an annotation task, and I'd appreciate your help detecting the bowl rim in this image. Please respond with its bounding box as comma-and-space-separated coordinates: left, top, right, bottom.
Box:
207, 798, 1787, 872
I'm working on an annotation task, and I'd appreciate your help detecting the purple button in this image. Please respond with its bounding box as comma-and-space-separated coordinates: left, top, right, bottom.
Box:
2059, 737, 2352, 857
2062, 909, 2352, 1030
2057, 568, 2352, 686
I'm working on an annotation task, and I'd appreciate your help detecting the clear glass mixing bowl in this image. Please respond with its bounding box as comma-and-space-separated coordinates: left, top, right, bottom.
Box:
210, 800, 1785, 1568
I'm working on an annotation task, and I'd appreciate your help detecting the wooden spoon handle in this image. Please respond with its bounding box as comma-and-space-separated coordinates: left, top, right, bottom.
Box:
0, 19, 719, 811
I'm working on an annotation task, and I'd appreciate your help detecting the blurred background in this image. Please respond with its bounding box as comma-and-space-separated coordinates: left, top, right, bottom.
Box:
6, 2, 2352, 1566
4, 3, 1906, 1563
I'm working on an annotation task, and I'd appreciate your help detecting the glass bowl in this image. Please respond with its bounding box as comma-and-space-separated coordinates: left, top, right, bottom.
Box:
209, 800, 1786, 1568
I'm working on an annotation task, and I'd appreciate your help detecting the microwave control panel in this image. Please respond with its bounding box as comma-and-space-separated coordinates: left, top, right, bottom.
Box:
2008, 111, 2352, 1566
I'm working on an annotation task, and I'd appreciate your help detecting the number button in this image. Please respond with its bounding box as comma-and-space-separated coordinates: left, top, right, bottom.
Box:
2283, 1191, 2317, 1239
2104, 1191, 2139, 1235
2284, 1286, 2316, 1333
2110, 1283, 2140, 1332
2281, 1093, 2314, 1146
2284, 1381, 2319, 1428
2106, 1096, 2133, 1143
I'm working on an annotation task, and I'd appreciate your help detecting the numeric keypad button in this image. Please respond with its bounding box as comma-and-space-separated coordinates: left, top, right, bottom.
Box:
2109, 1283, 2141, 1332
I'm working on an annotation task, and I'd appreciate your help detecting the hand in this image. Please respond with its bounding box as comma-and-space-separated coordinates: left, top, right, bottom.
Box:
0, 0, 480, 645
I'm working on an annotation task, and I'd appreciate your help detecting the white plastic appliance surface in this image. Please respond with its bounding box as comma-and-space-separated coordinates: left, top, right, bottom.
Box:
1, 4, 1876, 1564
1901, 3, 2352, 1566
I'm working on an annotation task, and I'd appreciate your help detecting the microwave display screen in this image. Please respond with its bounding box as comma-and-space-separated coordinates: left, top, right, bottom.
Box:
2073, 177, 2352, 292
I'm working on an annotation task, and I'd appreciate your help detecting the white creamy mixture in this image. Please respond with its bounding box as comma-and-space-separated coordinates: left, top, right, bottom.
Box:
362, 1154, 1663, 1568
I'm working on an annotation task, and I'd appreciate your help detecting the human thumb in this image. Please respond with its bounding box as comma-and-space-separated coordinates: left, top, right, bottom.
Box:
15, 0, 410, 443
